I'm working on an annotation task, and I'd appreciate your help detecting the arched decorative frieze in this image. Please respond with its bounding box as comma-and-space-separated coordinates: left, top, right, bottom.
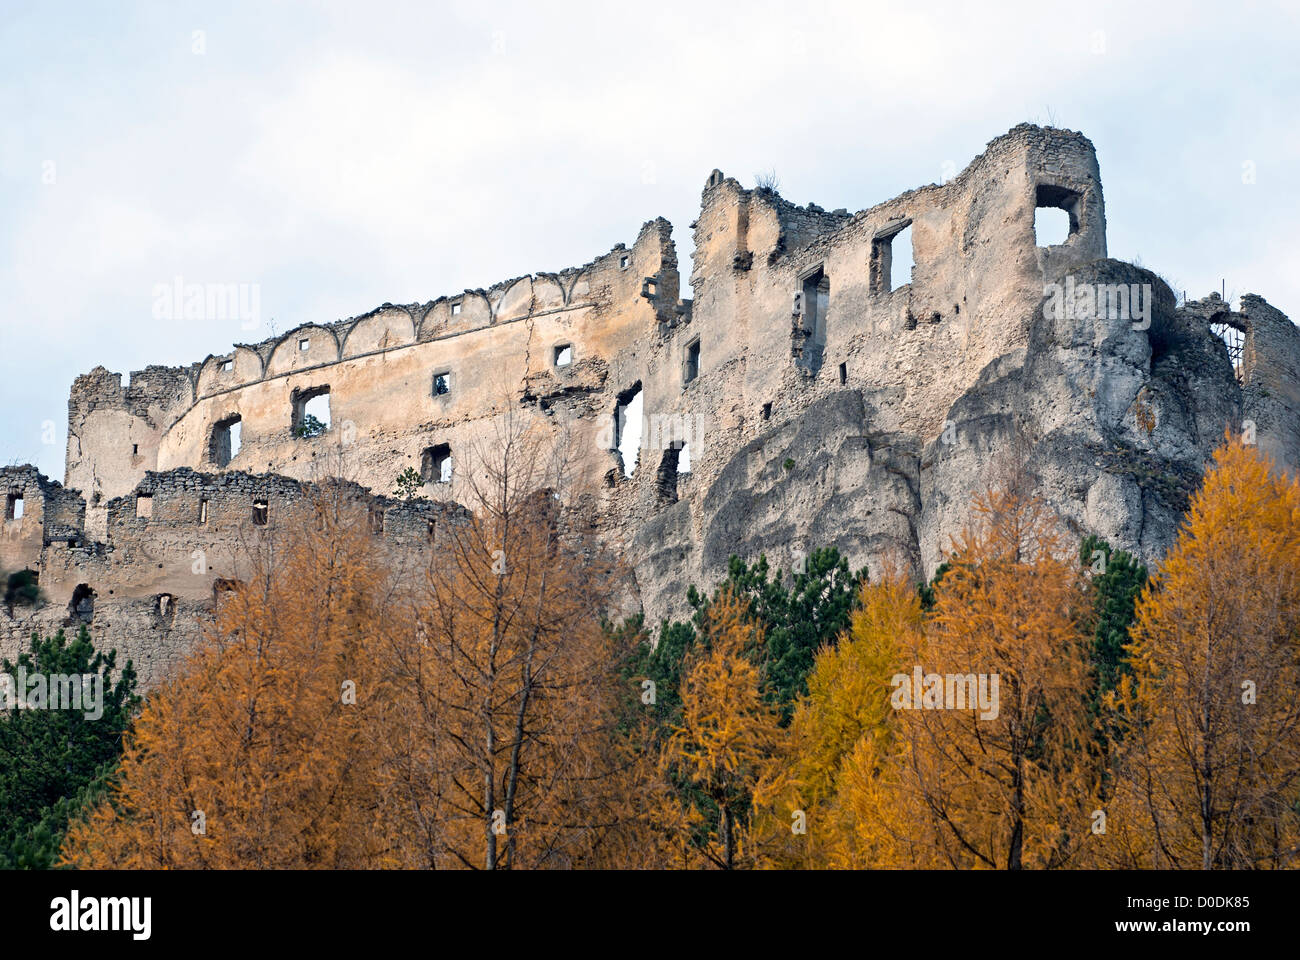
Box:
564, 269, 591, 304
266, 324, 343, 376
341, 306, 417, 358
493, 277, 533, 323
197, 345, 266, 397
533, 275, 566, 313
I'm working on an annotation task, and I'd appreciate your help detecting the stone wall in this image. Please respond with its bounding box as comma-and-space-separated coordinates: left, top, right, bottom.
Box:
1, 464, 466, 685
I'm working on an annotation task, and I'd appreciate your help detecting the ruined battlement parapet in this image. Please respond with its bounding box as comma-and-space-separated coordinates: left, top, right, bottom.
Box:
2, 460, 469, 685
1, 466, 86, 576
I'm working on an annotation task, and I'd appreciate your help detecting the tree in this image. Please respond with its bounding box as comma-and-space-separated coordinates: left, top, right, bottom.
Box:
391, 412, 641, 869
621, 616, 696, 737
3, 569, 42, 615
1079, 534, 1147, 705
61, 489, 396, 868
638, 548, 865, 725
294, 413, 326, 438
393, 466, 426, 501
0, 626, 138, 869
1096, 437, 1300, 869
917, 560, 952, 611
60, 406, 646, 869
657, 589, 783, 868
754, 558, 918, 868
617, 548, 865, 864
831, 488, 1099, 868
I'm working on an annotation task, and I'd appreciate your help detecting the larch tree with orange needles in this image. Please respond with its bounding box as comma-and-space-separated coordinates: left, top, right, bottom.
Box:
850, 487, 1099, 869
1096, 437, 1300, 869
397, 412, 641, 869
753, 558, 918, 868
61, 486, 398, 868
657, 589, 784, 869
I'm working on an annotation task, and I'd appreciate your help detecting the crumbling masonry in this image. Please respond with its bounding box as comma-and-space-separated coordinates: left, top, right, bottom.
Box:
4, 124, 1299, 685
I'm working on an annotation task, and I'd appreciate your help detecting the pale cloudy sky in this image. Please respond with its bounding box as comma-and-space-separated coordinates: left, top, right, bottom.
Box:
2, 0, 1297, 479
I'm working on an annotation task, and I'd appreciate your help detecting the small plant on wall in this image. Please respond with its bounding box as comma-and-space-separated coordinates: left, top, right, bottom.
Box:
294, 414, 327, 439
394, 467, 427, 502
2, 569, 44, 616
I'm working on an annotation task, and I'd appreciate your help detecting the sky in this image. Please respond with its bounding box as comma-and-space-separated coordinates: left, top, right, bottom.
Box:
2, 0, 1297, 480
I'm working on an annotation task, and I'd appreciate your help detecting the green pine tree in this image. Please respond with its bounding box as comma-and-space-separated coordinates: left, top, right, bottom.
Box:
622, 547, 865, 728
918, 559, 953, 610
0, 626, 139, 868
1079, 534, 1147, 703
394, 466, 427, 501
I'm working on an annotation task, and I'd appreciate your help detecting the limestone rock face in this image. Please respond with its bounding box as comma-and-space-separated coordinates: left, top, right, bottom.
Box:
628, 258, 1270, 624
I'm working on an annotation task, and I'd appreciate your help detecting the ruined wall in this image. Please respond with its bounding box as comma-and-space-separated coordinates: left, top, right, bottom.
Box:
15, 122, 1298, 685
1, 464, 466, 685
66, 365, 198, 541
1178, 292, 1300, 475
615, 125, 1114, 606
147, 220, 682, 511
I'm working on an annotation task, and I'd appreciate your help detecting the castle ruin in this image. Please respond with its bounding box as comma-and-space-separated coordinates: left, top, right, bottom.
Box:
4, 123, 1298, 684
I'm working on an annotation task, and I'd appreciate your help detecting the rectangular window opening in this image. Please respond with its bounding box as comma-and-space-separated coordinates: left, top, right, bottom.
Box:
796, 266, 830, 373
136, 494, 153, 519
761, 402, 772, 421
299, 338, 310, 352
422, 444, 453, 484
252, 499, 269, 525
369, 507, 384, 534
210, 414, 242, 467
656, 443, 685, 504
871, 220, 913, 294
554, 344, 573, 367
683, 338, 701, 386
1034, 184, 1081, 247
199, 498, 209, 524
5, 493, 23, 521
839, 362, 848, 385
292, 386, 331, 438
615, 383, 643, 478
433, 371, 451, 396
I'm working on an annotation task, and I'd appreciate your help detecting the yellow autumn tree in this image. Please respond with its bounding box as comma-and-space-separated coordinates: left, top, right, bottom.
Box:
840, 487, 1099, 868
385, 412, 643, 870
753, 557, 917, 868
61, 486, 395, 868
1095, 437, 1300, 868
657, 589, 784, 869
60, 411, 645, 870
